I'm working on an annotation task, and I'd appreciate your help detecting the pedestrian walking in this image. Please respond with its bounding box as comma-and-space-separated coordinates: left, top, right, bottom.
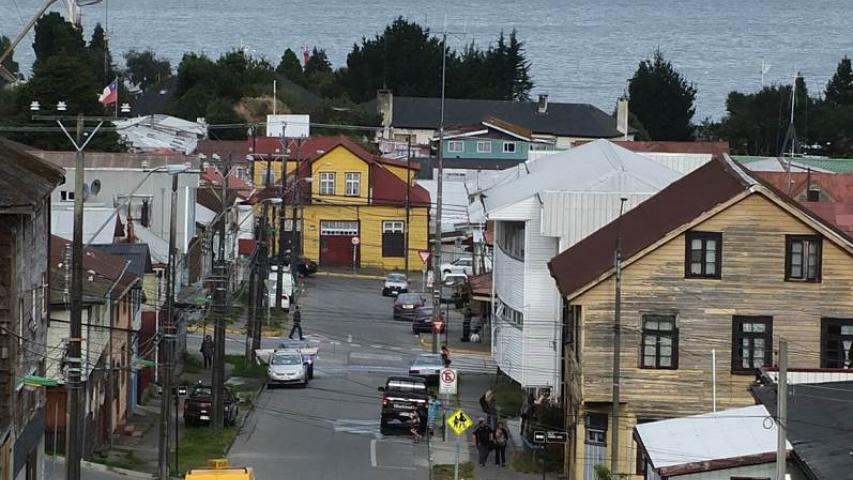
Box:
460, 308, 472, 342
493, 422, 508, 467
480, 387, 497, 429
200, 334, 214, 368
472, 418, 493, 467
427, 395, 441, 436
289, 306, 304, 340
440, 345, 451, 368
520, 392, 535, 436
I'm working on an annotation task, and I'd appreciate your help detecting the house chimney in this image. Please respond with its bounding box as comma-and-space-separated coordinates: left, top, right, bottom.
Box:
616, 96, 629, 140
377, 89, 393, 138
537, 94, 549, 114
141, 199, 150, 228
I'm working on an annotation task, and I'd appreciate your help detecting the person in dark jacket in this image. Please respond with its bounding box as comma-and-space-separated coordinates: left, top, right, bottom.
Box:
472, 418, 493, 467
289, 306, 304, 340
200, 335, 214, 368
493, 422, 509, 467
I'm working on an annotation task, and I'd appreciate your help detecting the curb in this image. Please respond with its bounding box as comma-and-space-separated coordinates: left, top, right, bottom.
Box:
314, 271, 386, 280
417, 335, 491, 356
225, 380, 267, 455
76, 459, 157, 479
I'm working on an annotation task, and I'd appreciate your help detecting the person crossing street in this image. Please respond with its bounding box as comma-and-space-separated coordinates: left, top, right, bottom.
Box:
289, 305, 304, 340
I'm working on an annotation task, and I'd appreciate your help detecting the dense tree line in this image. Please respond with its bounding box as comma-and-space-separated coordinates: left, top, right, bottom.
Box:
0, 13, 122, 150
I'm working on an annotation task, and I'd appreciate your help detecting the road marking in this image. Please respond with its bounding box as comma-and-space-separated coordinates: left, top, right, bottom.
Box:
370, 344, 383, 349
330, 341, 342, 345
349, 352, 403, 362
370, 439, 417, 471
350, 343, 362, 348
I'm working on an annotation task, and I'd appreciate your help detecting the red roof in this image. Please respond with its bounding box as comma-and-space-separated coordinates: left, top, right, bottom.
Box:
250, 135, 419, 170
50, 235, 141, 300
201, 166, 253, 199
369, 163, 431, 207
196, 139, 250, 161
753, 171, 853, 235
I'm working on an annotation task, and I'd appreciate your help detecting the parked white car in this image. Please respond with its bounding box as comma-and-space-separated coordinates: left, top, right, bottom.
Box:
440, 257, 474, 278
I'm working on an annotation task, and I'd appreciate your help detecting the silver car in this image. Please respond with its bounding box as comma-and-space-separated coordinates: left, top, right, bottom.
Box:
408, 353, 444, 384
267, 351, 309, 388
382, 272, 409, 296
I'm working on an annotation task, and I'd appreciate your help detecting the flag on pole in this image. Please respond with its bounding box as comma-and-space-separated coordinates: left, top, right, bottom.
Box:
98, 78, 118, 106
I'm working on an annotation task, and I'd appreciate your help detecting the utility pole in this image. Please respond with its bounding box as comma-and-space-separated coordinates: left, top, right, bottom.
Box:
245, 244, 257, 362
211, 156, 231, 429
431, 31, 448, 355
157, 173, 179, 480
776, 338, 788, 480
43, 112, 107, 480
66, 113, 85, 480
404, 136, 411, 273
254, 205, 269, 353
610, 197, 627, 478
290, 140, 303, 299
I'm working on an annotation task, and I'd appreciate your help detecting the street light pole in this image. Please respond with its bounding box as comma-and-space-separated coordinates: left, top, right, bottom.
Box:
431, 31, 448, 354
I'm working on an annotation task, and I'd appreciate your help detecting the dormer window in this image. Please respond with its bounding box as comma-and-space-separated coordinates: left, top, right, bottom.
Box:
806, 185, 821, 202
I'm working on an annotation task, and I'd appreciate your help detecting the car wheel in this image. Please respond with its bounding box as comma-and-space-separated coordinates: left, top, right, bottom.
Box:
380, 418, 390, 435
443, 269, 451, 276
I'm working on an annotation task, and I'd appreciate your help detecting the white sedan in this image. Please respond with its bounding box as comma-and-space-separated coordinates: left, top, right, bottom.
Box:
440, 257, 474, 278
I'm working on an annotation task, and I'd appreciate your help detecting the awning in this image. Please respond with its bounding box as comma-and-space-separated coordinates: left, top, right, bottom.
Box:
23, 375, 59, 387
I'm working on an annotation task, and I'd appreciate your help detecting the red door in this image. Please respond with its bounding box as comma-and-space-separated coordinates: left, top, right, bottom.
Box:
320, 235, 360, 266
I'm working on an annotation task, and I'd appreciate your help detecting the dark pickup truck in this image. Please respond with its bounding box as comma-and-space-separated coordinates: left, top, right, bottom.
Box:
378, 376, 429, 434
183, 384, 239, 427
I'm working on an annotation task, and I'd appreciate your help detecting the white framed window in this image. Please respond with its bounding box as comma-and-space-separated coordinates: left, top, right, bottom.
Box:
476, 141, 492, 154
503, 142, 516, 153
320, 220, 359, 236
382, 220, 404, 233
284, 219, 303, 232
319, 172, 335, 195
60, 191, 74, 201
114, 194, 154, 219
498, 221, 525, 260
345, 172, 361, 196
448, 141, 464, 153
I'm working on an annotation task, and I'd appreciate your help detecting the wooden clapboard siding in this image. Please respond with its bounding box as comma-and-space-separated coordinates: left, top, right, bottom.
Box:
566, 192, 853, 478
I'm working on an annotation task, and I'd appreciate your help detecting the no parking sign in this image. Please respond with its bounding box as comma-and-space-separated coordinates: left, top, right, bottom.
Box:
439, 368, 457, 395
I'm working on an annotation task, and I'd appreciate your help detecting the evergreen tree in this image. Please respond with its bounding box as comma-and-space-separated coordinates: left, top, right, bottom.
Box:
0, 35, 19, 80
304, 47, 332, 78
276, 48, 305, 86
124, 49, 171, 91
825, 56, 853, 106
88, 23, 115, 86
506, 30, 533, 101
32, 12, 86, 70
628, 50, 697, 141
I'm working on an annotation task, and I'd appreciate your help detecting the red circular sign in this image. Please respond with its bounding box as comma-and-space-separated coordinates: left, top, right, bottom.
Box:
441, 369, 456, 383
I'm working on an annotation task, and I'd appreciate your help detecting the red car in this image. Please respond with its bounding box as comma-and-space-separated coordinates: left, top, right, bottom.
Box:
393, 293, 425, 320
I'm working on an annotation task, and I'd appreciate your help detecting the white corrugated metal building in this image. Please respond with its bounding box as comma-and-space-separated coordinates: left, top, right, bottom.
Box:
480, 139, 709, 394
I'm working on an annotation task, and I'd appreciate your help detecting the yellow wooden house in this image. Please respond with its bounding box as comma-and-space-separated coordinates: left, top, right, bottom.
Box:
547, 156, 853, 480
250, 136, 430, 271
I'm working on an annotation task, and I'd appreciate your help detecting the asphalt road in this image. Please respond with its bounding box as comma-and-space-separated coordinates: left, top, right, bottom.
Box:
227, 276, 437, 480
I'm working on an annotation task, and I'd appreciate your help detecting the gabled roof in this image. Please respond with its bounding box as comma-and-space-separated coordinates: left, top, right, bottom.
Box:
483, 139, 682, 215
0, 137, 64, 209
91, 243, 154, 277
249, 135, 420, 171
50, 235, 140, 303
440, 116, 534, 142
635, 405, 787, 477
367, 96, 624, 138
610, 140, 730, 155
754, 171, 853, 235
369, 163, 431, 207
548, 155, 853, 298
751, 380, 853, 480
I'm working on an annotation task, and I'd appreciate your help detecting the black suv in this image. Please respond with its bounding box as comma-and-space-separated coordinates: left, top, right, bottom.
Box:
378, 376, 429, 434
183, 384, 239, 427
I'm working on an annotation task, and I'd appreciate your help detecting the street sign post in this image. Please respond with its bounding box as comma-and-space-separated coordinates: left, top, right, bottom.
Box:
446, 408, 473, 480
533, 431, 546, 444
439, 368, 457, 395
534, 430, 568, 444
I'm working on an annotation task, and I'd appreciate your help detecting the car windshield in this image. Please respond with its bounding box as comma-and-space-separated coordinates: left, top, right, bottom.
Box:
386, 379, 427, 392
397, 293, 420, 303
414, 354, 444, 367
387, 273, 407, 282
271, 354, 302, 366
190, 386, 212, 397
279, 340, 306, 349
455, 258, 472, 265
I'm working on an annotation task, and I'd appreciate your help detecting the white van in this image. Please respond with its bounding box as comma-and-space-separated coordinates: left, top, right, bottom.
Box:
267, 269, 295, 311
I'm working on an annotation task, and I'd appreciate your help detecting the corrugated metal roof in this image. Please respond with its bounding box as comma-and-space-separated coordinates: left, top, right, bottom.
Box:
131, 221, 169, 264
733, 155, 853, 173
636, 405, 787, 473
482, 139, 682, 215
51, 206, 119, 244
0, 136, 64, 208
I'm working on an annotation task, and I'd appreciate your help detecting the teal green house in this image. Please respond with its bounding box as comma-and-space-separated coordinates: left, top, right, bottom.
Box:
433, 117, 554, 170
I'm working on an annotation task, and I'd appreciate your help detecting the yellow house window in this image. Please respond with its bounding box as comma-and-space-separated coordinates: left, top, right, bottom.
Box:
345, 172, 361, 196
319, 172, 335, 195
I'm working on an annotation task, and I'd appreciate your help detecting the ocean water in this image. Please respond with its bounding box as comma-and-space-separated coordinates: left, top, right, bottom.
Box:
2, 0, 851, 119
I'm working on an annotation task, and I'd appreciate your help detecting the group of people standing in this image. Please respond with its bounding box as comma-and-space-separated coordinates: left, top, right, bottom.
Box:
472, 417, 509, 467
410, 394, 442, 442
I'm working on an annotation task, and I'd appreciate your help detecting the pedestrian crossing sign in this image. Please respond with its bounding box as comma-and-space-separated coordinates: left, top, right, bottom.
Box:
447, 408, 474, 436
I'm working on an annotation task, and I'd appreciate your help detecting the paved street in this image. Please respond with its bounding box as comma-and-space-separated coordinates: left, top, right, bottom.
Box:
224, 275, 492, 479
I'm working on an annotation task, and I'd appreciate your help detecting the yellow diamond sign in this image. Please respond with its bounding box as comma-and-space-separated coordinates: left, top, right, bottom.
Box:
447, 408, 474, 436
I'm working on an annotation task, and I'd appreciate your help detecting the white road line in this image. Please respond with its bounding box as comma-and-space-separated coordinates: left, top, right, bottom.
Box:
350, 343, 362, 348
370, 439, 378, 467
370, 344, 383, 349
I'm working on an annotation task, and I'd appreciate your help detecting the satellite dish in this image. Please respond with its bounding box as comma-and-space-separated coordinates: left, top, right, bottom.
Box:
82, 183, 90, 201
90, 179, 101, 196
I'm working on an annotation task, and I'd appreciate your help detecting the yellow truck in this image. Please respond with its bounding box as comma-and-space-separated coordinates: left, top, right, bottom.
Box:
185, 459, 255, 480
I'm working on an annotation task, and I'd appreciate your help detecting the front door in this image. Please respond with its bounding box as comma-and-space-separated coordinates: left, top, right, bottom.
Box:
319, 221, 360, 267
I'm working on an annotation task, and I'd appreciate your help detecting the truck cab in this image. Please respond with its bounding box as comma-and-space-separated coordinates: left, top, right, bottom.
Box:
378, 376, 429, 434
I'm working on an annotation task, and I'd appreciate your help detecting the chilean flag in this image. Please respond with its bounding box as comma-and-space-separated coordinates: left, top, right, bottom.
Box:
98, 78, 118, 106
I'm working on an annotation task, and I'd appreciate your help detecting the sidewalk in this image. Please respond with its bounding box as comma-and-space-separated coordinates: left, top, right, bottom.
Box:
418, 308, 492, 355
